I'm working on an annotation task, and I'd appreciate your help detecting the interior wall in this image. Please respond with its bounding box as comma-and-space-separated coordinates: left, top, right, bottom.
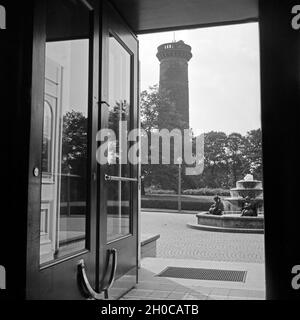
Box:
0, 0, 36, 300
259, 0, 300, 300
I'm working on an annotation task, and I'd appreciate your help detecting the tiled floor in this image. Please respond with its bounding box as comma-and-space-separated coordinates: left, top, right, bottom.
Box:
120, 257, 265, 300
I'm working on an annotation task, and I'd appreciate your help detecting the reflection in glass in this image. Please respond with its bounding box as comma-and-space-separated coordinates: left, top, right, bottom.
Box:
40, 0, 90, 264
107, 182, 131, 242
42, 101, 53, 174
106, 35, 132, 242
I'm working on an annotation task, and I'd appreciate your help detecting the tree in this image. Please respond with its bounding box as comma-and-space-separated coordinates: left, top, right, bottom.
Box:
140, 85, 190, 192
202, 131, 228, 188
140, 87, 263, 192
225, 133, 247, 186
60, 110, 88, 202
140, 86, 160, 193
61, 110, 88, 176
244, 129, 263, 180
140, 85, 160, 133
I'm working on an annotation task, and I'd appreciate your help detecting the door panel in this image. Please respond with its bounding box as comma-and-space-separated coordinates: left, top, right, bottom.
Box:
99, 0, 139, 299
26, 0, 99, 299
41, 39, 90, 264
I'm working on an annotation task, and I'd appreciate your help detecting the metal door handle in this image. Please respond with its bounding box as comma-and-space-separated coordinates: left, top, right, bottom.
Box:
101, 249, 117, 299
105, 174, 138, 182
77, 259, 103, 300
77, 249, 117, 300
100, 101, 110, 107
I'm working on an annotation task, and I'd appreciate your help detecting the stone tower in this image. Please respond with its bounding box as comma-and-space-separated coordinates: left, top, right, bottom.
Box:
156, 40, 192, 129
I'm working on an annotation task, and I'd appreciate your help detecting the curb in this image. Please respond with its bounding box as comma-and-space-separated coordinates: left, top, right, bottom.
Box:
186, 223, 264, 234
141, 208, 198, 214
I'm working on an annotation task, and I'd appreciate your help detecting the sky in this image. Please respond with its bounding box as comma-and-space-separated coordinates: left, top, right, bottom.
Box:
138, 22, 261, 136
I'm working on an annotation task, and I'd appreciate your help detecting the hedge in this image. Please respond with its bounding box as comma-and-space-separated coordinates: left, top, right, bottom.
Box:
182, 188, 230, 196
141, 197, 213, 211
145, 188, 230, 196
146, 189, 176, 195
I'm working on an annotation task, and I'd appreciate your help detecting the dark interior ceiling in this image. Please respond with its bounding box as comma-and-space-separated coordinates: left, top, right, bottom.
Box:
109, 0, 259, 34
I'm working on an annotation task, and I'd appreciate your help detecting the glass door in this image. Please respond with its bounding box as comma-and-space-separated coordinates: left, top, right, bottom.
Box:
98, 0, 139, 299
26, 0, 138, 300
26, 0, 99, 299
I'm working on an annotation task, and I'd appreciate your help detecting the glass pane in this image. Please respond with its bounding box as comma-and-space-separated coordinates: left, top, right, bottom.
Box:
107, 35, 131, 177
42, 101, 52, 174
40, 0, 91, 265
107, 182, 131, 242
106, 35, 132, 242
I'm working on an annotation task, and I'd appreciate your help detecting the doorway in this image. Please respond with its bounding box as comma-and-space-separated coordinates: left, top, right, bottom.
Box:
137, 23, 266, 300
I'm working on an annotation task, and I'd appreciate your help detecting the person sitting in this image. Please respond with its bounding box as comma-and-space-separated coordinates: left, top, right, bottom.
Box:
208, 195, 224, 216
241, 196, 258, 217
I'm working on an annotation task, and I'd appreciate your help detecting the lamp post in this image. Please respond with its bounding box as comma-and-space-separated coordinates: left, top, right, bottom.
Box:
177, 157, 182, 213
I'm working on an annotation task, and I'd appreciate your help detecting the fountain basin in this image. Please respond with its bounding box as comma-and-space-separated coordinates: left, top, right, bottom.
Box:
187, 212, 264, 234
224, 197, 264, 213
229, 189, 263, 198
187, 174, 264, 234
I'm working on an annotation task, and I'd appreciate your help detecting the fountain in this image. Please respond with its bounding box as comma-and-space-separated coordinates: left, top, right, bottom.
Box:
224, 174, 264, 215
187, 174, 264, 234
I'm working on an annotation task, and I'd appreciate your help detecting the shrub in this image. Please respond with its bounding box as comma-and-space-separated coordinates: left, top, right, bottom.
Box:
146, 188, 176, 195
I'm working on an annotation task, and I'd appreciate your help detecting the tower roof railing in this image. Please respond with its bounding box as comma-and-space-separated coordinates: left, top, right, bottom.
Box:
156, 40, 192, 62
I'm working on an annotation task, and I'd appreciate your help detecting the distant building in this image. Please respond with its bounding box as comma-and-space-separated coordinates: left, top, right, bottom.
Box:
156, 40, 192, 129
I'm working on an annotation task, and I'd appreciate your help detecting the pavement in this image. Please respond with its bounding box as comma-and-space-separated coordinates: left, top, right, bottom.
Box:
141, 211, 265, 263
121, 257, 265, 300
120, 210, 265, 300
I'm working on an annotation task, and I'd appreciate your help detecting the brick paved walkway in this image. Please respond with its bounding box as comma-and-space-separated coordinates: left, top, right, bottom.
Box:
141, 211, 265, 264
